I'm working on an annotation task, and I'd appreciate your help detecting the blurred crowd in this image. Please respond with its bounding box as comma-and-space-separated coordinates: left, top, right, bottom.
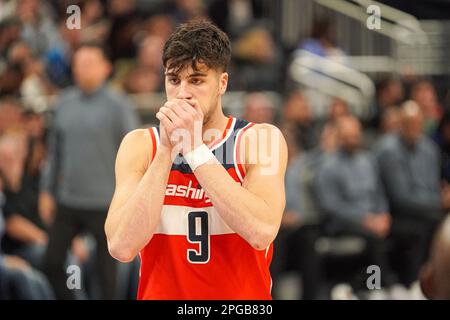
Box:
0, 0, 450, 300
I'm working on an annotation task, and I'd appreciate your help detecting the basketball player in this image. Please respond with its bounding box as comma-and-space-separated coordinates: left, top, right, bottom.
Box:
105, 19, 288, 299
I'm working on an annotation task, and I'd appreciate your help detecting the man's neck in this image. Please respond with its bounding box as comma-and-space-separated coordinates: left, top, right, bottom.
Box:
202, 104, 229, 146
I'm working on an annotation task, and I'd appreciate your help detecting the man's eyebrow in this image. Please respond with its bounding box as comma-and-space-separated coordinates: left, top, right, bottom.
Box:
188, 72, 207, 77
165, 71, 208, 77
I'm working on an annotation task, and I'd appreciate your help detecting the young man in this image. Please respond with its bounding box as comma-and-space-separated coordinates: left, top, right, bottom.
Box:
105, 19, 288, 300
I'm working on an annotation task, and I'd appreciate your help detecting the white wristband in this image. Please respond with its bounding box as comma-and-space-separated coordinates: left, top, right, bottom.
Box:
184, 144, 215, 171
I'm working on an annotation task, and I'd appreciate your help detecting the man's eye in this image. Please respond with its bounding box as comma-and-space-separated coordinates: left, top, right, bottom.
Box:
190, 78, 203, 85
168, 78, 179, 85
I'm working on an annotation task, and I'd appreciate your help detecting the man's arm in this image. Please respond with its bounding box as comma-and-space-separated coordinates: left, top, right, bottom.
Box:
5, 214, 48, 245
104, 129, 172, 262
193, 124, 288, 250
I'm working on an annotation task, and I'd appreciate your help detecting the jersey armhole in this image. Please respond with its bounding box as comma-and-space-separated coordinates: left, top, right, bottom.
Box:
234, 122, 256, 183
148, 127, 160, 162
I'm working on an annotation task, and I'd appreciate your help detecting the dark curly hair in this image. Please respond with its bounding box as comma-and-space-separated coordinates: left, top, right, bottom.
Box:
162, 19, 231, 74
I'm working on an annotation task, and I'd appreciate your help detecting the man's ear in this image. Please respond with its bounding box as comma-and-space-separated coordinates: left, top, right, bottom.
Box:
219, 72, 228, 95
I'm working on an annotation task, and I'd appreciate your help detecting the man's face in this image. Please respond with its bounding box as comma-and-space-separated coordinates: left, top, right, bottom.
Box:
338, 119, 362, 152
164, 63, 228, 124
401, 115, 423, 145
72, 47, 111, 93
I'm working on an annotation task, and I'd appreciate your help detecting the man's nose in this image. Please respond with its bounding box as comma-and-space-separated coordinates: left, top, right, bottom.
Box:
176, 81, 193, 100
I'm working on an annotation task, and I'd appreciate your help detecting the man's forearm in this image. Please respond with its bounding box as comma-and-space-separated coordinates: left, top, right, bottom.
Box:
106, 147, 172, 261
194, 159, 280, 250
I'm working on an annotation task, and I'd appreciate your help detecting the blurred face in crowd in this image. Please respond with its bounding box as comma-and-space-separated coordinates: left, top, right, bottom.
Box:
381, 107, 401, 134
329, 97, 349, 122
412, 81, 439, 114
284, 91, 312, 125
400, 101, 424, 146
320, 123, 338, 153
138, 36, 165, 70
165, 62, 228, 125
72, 46, 111, 93
24, 112, 44, 139
16, 0, 40, 22
242, 93, 274, 124
0, 100, 23, 133
336, 116, 362, 153
378, 79, 404, 108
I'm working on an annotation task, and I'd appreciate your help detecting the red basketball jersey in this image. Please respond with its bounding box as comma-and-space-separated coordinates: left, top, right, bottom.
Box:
137, 116, 273, 300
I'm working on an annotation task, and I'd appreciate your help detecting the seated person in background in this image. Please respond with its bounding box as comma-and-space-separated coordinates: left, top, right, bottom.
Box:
375, 101, 447, 288
271, 123, 339, 299
0, 133, 54, 299
315, 116, 395, 289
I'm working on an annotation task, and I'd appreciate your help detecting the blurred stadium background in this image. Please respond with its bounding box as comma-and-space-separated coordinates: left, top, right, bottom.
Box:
1, 0, 450, 300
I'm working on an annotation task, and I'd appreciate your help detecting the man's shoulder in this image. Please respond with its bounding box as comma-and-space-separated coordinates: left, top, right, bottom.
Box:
373, 134, 401, 156
420, 135, 439, 154
103, 86, 133, 108
122, 128, 152, 146
239, 121, 284, 138
56, 86, 80, 104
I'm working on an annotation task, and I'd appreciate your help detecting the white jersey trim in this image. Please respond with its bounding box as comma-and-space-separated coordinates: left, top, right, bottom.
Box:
211, 117, 236, 151
233, 122, 254, 183
155, 204, 236, 236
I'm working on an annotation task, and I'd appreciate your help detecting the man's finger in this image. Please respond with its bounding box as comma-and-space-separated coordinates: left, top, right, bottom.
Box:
159, 106, 182, 124
171, 101, 193, 119
156, 111, 176, 132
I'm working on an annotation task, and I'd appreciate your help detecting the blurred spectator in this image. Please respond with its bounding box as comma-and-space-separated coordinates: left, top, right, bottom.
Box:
0, 106, 49, 270
420, 214, 450, 300
7, 41, 56, 106
143, 14, 174, 43
281, 90, 320, 151
380, 107, 402, 135
107, 0, 143, 61
114, 35, 165, 93
40, 43, 139, 299
16, 0, 59, 57
411, 80, 443, 135
315, 116, 394, 287
368, 78, 404, 130
208, 0, 264, 37
79, 0, 110, 44
241, 92, 275, 124
299, 17, 347, 64
43, 17, 81, 88
0, 131, 54, 299
169, 0, 207, 25
232, 25, 283, 91
0, 63, 23, 96
375, 101, 445, 287
327, 97, 350, 125
272, 123, 338, 300
0, 17, 22, 60
0, 97, 23, 133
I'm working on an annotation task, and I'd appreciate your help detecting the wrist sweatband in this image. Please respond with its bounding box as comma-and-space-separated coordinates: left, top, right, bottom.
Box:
184, 144, 215, 171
